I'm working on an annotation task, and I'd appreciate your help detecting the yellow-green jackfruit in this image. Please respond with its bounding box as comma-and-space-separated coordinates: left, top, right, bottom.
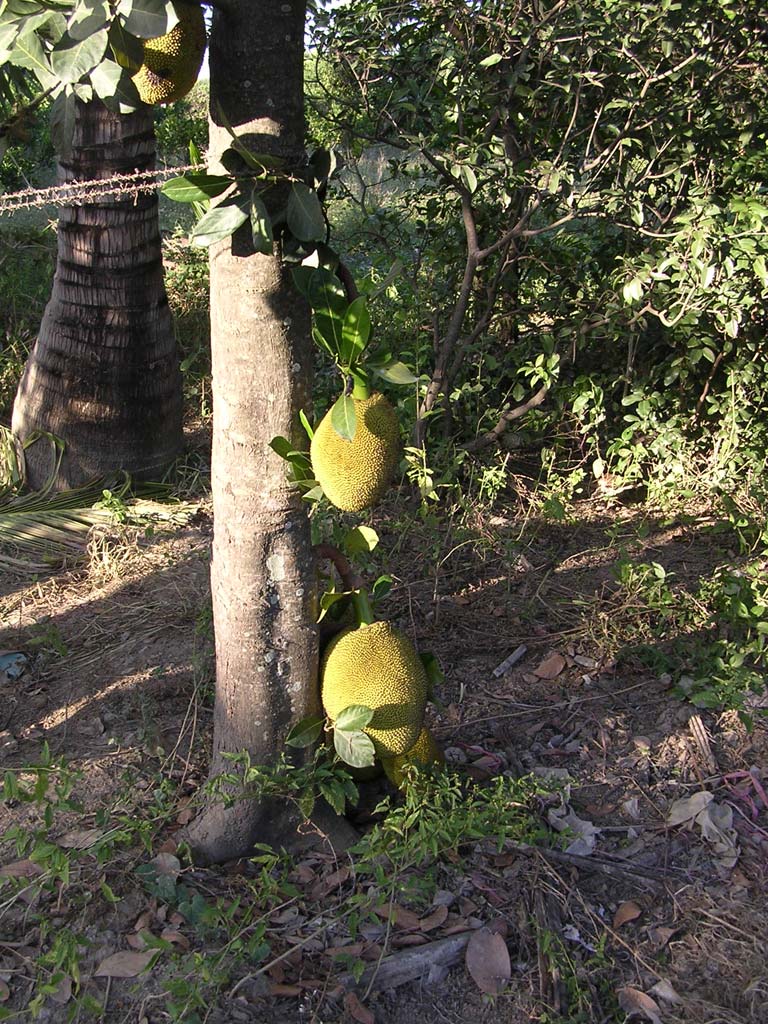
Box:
310, 392, 400, 512
133, 1, 206, 106
382, 726, 444, 788
321, 621, 428, 759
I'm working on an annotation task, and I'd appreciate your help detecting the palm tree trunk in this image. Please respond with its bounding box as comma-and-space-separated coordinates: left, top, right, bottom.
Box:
12, 98, 182, 489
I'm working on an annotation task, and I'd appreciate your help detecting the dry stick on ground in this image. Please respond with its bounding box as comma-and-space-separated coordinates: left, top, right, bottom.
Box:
338, 933, 473, 994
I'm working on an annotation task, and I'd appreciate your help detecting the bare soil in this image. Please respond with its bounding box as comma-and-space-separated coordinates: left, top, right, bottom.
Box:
0, 485, 766, 1024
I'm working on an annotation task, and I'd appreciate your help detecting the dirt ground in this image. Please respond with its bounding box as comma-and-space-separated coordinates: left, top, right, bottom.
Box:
0, 484, 766, 1024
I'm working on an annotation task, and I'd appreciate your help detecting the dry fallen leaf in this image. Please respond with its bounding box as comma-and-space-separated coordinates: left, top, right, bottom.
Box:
419, 905, 449, 932
57, 829, 104, 850
617, 986, 662, 1024
269, 983, 302, 997
533, 652, 566, 680
465, 926, 511, 995
94, 950, 156, 978
149, 853, 181, 879
648, 925, 676, 949
0, 980, 9, 1002
374, 903, 421, 931
49, 976, 72, 1005
344, 991, 375, 1024
613, 900, 642, 929
0, 859, 42, 879
160, 928, 190, 951
649, 979, 683, 1005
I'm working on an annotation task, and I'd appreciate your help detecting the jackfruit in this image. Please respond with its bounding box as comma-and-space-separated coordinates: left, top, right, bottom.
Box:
321, 621, 428, 759
311, 392, 400, 512
382, 726, 444, 788
132, 1, 206, 106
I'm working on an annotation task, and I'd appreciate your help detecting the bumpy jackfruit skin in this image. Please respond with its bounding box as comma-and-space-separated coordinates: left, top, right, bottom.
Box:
133, 2, 206, 106
310, 393, 400, 512
321, 621, 428, 759
382, 726, 444, 788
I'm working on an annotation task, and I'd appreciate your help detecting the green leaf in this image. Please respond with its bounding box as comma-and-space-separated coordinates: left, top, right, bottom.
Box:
49, 89, 77, 159
286, 182, 326, 243
118, 0, 178, 39
108, 17, 143, 71
309, 146, 337, 187
343, 525, 379, 556
340, 295, 371, 366
335, 704, 374, 732
419, 652, 444, 692
190, 201, 248, 247
8, 28, 56, 88
373, 360, 418, 385
301, 485, 324, 502
330, 394, 356, 442
250, 191, 273, 255
90, 58, 141, 111
371, 574, 393, 602
268, 436, 293, 460
68, 1, 111, 41
480, 52, 503, 67
333, 728, 376, 768
285, 715, 325, 749
162, 173, 232, 204
299, 409, 314, 440
50, 26, 110, 83
459, 164, 478, 194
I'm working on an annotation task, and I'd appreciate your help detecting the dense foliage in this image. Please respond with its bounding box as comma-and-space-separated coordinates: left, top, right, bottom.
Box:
310, 0, 768, 497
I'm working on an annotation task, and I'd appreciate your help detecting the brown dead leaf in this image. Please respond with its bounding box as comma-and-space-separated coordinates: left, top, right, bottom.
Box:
0, 859, 42, 879
392, 934, 429, 948
648, 925, 677, 949
465, 926, 511, 995
374, 904, 421, 931
362, 943, 383, 962
0, 980, 9, 1002
126, 932, 148, 951
57, 829, 103, 850
617, 986, 662, 1024
311, 865, 350, 899
132, 910, 154, 933
649, 979, 683, 1005
150, 853, 181, 879
155, 837, 178, 855
326, 942, 364, 959
344, 991, 375, 1024
160, 929, 190, 951
269, 983, 302, 997
292, 862, 316, 884
419, 905, 449, 932
94, 950, 156, 978
533, 652, 566, 680
613, 901, 642, 929
268, 962, 286, 983
49, 976, 72, 1005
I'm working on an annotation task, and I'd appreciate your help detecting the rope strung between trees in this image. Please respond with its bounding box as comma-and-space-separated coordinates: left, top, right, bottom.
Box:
0, 162, 198, 215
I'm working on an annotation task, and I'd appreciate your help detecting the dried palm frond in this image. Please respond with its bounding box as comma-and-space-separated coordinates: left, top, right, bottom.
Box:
0, 427, 179, 573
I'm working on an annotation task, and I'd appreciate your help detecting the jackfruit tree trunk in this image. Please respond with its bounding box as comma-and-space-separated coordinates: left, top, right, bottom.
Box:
12, 99, 182, 490
184, 0, 346, 864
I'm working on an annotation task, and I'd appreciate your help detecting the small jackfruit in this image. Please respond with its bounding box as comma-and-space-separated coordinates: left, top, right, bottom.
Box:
382, 726, 444, 788
321, 621, 428, 759
311, 393, 400, 512
133, 1, 206, 106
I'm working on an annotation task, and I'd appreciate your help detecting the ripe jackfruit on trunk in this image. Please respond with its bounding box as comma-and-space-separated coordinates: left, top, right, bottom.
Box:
321, 620, 428, 759
133, 1, 207, 106
310, 392, 400, 512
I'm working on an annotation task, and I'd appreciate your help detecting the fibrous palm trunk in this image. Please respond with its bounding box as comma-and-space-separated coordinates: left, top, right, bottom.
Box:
12, 99, 182, 489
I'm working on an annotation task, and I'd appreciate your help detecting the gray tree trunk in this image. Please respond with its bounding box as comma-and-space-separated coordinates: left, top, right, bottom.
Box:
185, 0, 351, 864
12, 99, 182, 489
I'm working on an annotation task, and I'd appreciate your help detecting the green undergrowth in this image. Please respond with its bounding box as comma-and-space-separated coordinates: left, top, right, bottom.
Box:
1, 742, 550, 1022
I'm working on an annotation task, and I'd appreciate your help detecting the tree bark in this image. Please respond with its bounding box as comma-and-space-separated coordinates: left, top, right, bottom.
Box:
185, 0, 352, 864
12, 100, 182, 490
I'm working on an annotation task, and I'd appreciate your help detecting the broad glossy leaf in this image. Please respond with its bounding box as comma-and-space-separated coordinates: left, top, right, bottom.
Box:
108, 18, 143, 71
8, 28, 56, 88
51, 27, 110, 84
89, 58, 141, 111
333, 728, 376, 769
250, 192, 273, 255
68, 0, 111, 41
118, 0, 178, 39
330, 394, 356, 442
373, 360, 418, 385
335, 704, 374, 732
162, 174, 232, 203
343, 525, 379, 556
285, 715, 325, 749
299, 408, 314, 440
190, 201, 248, 247
286, 182, 326, 243
340, 295, 371, 365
